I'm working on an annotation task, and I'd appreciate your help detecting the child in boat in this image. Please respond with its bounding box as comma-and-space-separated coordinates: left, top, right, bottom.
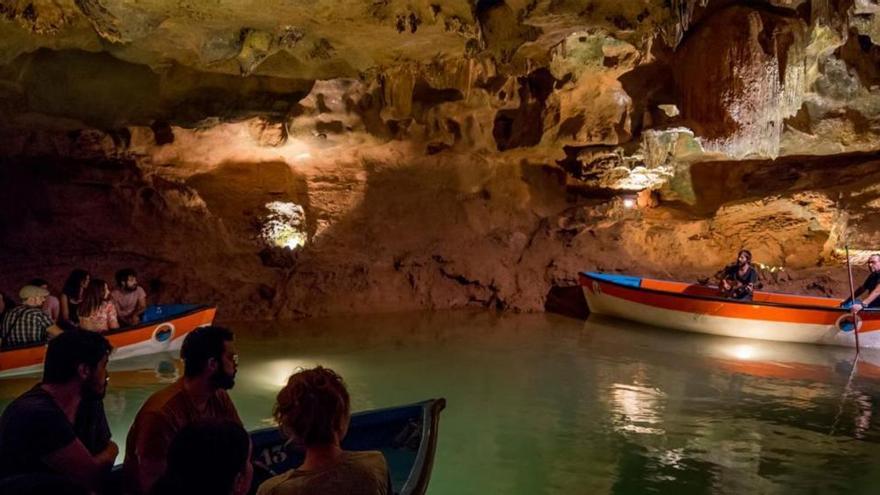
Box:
257, 366, 389, 495
716, 249, 758, 301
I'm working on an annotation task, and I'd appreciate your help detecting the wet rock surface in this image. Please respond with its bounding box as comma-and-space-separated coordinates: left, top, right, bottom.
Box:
1, 1, 880, 318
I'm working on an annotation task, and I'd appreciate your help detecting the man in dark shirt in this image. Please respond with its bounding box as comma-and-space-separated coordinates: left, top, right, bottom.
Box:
716, 249, 759, 300
123, 325, 242, 495
0, 330, 118, 491
843, 253, 880, 312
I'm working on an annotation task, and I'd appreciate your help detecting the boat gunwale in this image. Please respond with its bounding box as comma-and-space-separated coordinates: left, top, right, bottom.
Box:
400, 398, 446, 495
0, 304, 216, 354
580, 272, 875, 315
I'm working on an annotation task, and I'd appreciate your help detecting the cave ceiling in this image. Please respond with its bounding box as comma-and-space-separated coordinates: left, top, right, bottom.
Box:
2, 1, 880, 316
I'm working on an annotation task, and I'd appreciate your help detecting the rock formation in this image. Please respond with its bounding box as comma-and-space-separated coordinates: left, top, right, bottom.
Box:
1, 1, 880, 318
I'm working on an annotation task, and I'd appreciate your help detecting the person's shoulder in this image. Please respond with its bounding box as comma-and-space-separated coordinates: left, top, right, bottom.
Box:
347, 450, 387, 464
344, 450, 389, 478
2, 386, 62, 424
256, 470, 296, 495
136, 286, 146, 297
139, 381, 186, 415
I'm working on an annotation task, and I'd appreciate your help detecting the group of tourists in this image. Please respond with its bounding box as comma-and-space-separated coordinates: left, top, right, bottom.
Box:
0, 326, 389, 495
0, 268, 147, 349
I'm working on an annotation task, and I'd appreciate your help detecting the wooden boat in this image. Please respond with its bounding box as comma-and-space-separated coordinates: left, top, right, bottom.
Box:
580, 271, 880, 348
250, 398, 446, 495
0, 304, 215, 378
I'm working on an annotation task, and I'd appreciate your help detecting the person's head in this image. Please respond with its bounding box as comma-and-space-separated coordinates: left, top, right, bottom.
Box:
62, 269, 90, 299
19, 285, 49, 308
77, 279, 110, 318
28, 278, 49, 291
180, 326, 237, 390
115, 268, 138, 292
737, 249, 752, 266
43, 330, 113, 400
153, 419, 252, 495
273, 366, 350, 448
868, 254, 880, 273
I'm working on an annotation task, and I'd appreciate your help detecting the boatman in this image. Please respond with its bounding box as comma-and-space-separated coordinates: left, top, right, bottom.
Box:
716, 249, 758, 301
842, 253, 880, 312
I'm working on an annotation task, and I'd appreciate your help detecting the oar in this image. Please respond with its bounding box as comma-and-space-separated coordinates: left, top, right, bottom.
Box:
829, 352, 859, 436
845, 245, 861, 355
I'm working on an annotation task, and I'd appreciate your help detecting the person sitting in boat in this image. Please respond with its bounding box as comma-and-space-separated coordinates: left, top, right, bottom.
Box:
29, 278, 60, 322
0, 330, 117, 492
150, 419, 252, 495
257, 366, 389, 495
716, 249, 758, 301
60, 269, 90, 330
124, 326, 242, 495
77, 279, 120, 333
0, 285, 63, 348
842, 253, 880, 312
112, 268, 147, 327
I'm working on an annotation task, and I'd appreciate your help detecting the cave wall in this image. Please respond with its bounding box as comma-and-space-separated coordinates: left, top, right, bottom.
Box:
2, 0, 880, 318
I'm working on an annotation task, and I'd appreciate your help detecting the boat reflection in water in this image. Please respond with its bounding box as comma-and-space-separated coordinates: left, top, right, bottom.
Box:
587, 313, 878, 438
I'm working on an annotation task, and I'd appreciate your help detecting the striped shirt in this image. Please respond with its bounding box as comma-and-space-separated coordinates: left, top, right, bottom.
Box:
0, 306, 52, 348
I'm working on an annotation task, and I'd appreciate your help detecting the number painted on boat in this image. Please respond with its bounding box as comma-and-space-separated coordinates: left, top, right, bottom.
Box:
592, 281, 601, 294
258, 445, 288, 467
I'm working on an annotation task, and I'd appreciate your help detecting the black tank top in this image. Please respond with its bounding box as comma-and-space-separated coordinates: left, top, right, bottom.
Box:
66, 298, 80, 324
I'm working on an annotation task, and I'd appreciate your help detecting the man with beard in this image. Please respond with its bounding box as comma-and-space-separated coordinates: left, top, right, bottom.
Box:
123, 326, 241, 495
843, 253, 880, 312
0, 330, 117, 492
111, 268, 147, 326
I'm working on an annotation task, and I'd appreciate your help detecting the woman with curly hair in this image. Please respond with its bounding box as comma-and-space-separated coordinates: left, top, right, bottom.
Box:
257, 366, 389, 495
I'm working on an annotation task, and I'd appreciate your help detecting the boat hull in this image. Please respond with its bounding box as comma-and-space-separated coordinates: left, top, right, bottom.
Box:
581, 272, 880, 348
0, 305, 215, 378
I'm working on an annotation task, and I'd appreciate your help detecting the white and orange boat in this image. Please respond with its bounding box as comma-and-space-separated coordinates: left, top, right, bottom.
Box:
580, 272, 880, 348
0, 304, 215, 378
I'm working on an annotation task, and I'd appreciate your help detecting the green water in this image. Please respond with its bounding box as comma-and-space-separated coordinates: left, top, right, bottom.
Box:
3, 311, 880, 494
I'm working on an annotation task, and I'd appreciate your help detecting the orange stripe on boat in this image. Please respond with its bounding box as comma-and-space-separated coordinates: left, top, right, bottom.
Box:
581, 273, 880, 332
0, 306, 216, 376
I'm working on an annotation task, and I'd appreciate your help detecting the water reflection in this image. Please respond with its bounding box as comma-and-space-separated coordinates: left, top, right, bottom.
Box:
1, 311, 880, 493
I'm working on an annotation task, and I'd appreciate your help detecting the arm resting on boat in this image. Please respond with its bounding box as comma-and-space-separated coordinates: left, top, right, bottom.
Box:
854, 285, 880, 311
42, 438, 118, 491
47, 324, 63, 339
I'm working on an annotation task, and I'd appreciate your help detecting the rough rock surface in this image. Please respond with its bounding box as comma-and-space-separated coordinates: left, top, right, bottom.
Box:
2, 1, 880, 319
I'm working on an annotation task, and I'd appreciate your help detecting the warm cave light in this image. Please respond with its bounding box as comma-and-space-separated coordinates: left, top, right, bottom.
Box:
622, 196, 637, 209
832, 248, 877, 265
294, 151, 311, 161
261, 201, 308, 250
